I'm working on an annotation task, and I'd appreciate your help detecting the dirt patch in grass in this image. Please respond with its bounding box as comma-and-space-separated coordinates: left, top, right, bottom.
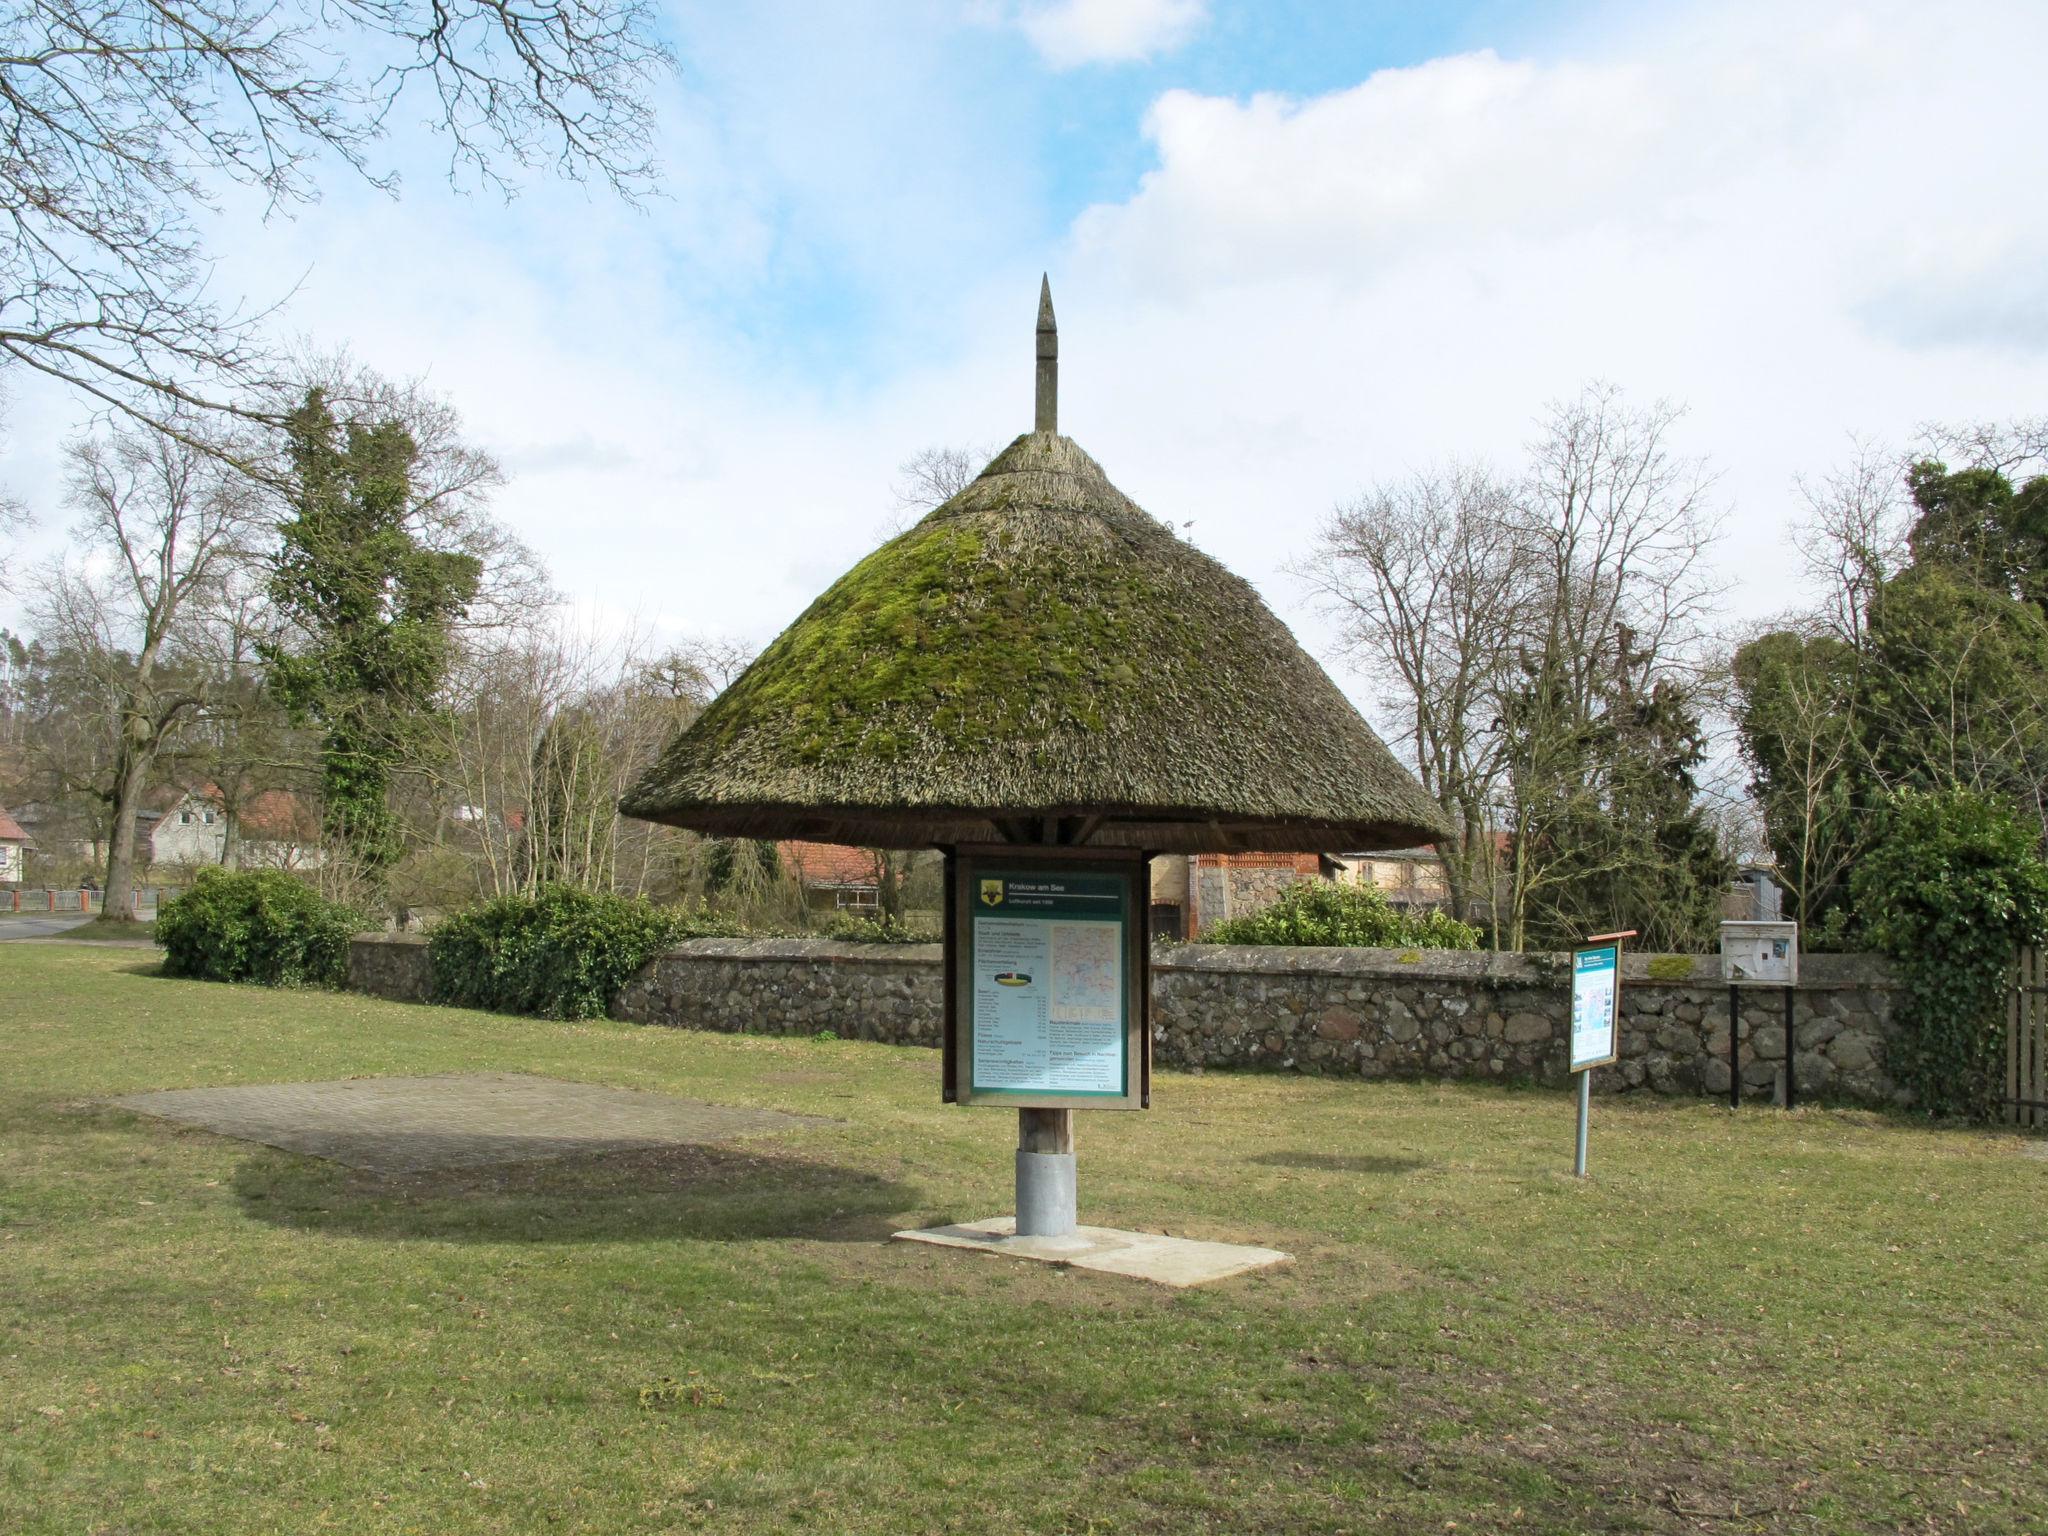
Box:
230, 1140, 922, 1244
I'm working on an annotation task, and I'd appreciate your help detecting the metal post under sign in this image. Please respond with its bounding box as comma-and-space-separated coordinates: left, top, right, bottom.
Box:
1569, 930, 1636, 1176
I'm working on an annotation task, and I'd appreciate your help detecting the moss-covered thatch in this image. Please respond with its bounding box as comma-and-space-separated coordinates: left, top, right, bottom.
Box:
621, 432, 1449, 853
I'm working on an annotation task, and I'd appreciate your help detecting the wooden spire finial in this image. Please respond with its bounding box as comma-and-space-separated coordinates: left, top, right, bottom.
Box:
1035, 274, 1058, 434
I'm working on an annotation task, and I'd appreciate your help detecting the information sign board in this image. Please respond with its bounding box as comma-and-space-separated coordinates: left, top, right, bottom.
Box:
1570, 943, 1621, 1071
1720, 921, 1799, 986
945, 848, 1148, 1109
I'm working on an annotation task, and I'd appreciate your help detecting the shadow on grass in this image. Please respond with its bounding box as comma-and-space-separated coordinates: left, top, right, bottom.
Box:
232, 1141, 919, 1244
1246, 1151, 1428, 1176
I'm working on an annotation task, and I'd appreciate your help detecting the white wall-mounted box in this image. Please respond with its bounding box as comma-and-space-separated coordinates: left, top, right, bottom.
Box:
1720, 921, 1799, 986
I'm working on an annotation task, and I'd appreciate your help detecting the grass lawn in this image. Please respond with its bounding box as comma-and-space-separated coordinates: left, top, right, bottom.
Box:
53, 916, 157, 943
2, 945, 2044, 1534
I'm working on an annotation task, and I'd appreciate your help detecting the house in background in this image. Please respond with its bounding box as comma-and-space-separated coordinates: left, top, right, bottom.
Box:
1329, 846, 1451, 908
1148, 845, 1474, 940
0, 803, 29, 884
150, 786, 323, 870
1723, 864, 1784, 922
1147, 851, 1345, 941
8, 800, 157, 878
779, 840, 884, 915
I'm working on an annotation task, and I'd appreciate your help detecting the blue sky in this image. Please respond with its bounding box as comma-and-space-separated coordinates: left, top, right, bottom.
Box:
8, 0, 2048, 755
629, 0, 1590, 385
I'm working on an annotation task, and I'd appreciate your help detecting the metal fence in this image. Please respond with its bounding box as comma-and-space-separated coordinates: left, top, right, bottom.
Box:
1, 885, 184, 916
2012, 946, 2047, 1130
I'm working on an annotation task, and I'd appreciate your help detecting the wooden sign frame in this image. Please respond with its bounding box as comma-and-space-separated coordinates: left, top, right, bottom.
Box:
1569, 931, 1632, 1072
942, 844, 1151, 1110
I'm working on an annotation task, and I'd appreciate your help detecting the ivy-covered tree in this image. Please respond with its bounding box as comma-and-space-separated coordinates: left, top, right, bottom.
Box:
1903, 460, 2048, 606
1851, 787, 2048, 1118
1507, 629, 1732, 952
1738, 446, 2048, 938
264, 389, 481, 884
1860, 561, 2048, 814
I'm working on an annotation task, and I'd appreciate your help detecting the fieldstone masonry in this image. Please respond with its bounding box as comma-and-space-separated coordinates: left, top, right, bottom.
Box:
349, 936, 1907, 1106
346, 930, 434, 1003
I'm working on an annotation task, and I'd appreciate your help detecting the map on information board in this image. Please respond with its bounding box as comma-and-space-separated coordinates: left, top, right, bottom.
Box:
1051, 922, 1120, 1024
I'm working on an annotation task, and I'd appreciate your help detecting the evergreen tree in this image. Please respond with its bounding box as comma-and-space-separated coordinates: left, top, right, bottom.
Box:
1508, 628, 1732, 951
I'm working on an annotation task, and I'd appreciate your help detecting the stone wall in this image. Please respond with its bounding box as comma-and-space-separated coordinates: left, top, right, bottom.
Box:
347, 932, 434, 1004
1149, 947, 1902, 1104
612, 938, 945, 1047
348, 935, 1906, 1106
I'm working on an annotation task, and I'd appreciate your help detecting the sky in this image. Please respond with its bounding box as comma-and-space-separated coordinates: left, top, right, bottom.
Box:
6, 0, 2048, 729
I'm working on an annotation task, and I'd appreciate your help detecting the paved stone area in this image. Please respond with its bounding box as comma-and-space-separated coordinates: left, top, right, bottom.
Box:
893, 1218, 1291, 1288
110, 1072, 827, 1174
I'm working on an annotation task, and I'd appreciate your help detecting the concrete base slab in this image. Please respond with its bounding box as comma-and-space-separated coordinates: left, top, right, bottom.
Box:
891, 1217, 1290, 1288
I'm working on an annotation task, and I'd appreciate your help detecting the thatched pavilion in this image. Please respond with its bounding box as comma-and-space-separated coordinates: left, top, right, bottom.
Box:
621, 284, 1445, 855
623, 279, 1446, 1250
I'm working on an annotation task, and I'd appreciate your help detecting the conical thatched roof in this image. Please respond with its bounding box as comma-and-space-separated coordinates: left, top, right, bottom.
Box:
622, 428, 1448, 854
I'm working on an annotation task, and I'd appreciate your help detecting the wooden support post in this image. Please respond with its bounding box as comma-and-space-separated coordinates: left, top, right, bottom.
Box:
1783, 985, 1797, 1110
1019, 1107, 1073, 1155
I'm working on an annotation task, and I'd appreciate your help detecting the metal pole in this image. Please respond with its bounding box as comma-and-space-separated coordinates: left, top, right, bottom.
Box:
1728, 985, 1741, 1110
1015, 1107, 1077, 1237
1573, 1069, 1591, 1177
1783, 984, 1797, 1110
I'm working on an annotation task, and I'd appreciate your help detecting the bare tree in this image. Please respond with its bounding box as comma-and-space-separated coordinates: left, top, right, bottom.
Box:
1305, 385, 1727, 948
429, 616, 696, 905
875, 444, 995, 538
1914, 417, 2048, 478
31, 424, 263, 919
180, 571, 313, 869
1297, 463, 1528, 923
0, 0, 670, 440
1794, 440, 1910, 648
664, 634, 758, 696
1501, 386, 1725, 947
894, 445, 990, 513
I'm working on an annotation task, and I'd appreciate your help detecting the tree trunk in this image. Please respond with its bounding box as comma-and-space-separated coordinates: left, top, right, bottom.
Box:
221, 806, 242, 870
102, 739, 151, 922
878, 852, 903, 923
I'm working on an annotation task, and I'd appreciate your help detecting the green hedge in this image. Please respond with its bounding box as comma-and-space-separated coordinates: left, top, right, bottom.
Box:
1201, 880, 1481, 949
156, 868, 362, 987
429, 884, 687, 1020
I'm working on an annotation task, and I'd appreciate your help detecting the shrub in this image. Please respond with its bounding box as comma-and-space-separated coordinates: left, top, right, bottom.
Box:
1201, 880, 1481, 949
156, 867, 362, 987
429, 884, 685, 1020
817, 910, 937, 943
1850, 787, 2048, 1119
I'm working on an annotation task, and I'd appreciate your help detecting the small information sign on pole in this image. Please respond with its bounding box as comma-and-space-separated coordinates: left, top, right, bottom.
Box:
1570, 930, 1635, 1177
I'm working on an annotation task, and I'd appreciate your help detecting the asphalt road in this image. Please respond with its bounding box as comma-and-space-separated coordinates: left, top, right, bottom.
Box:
0, 913, 96, 940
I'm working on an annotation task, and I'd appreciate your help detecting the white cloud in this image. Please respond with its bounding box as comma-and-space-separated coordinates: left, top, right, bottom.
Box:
8, 0, 2048, 749
1016, 0, 1207, 67
1053, 0, 2048, 636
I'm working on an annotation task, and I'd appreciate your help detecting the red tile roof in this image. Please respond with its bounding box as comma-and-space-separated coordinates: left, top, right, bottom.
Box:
240, 790, 319, 843
170, 785, 320, 843
0, 804, 28, 843
779, 840, 882, 888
